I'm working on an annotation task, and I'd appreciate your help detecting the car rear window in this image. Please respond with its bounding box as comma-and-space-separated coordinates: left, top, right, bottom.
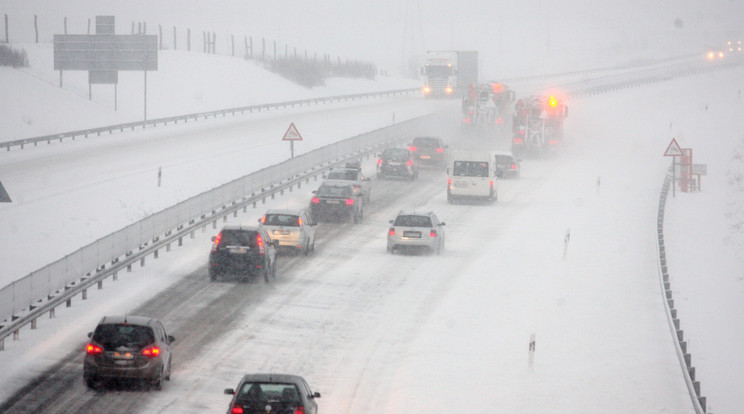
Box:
494, 155, 514, 165
327, 171, 358, 181
92, 324, 155, 349
317, 185, 352, 197
453, 161, 489, 177
237, 382, 301, 403
394, 215, 433, 227
220, 230, 258, 247
382, 149, 410, 162
413, 137, 440, 147
264, 214, 300, 227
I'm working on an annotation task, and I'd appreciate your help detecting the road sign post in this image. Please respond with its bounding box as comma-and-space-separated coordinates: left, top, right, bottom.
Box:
282, 122, 303, 158
663, 138, 684, 197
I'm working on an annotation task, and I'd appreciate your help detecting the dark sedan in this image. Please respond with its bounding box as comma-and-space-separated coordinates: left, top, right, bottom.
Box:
224, 373, 321, 414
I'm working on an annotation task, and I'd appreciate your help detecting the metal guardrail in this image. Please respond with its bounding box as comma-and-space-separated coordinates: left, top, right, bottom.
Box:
1, 87, 421, 150
656, 171, 710, 414
0, 114, 437, 349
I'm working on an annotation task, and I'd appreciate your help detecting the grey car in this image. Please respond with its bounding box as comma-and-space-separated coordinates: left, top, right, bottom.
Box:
258, 209, 317, 256
387, 210, 446, 255
224, 373, 321, 414
323, 167, 372, 203
493, 150, 521, 178
83, 315, 175, 390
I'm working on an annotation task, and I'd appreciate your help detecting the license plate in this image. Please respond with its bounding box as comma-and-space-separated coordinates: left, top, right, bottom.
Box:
325, 200, 340, 204
229, 247, 247, 254
453, 181, 468, 188
420, 155, 431, 159
388, 161, 401, 166
403, 231, 421, 238
273, 230, 290, 235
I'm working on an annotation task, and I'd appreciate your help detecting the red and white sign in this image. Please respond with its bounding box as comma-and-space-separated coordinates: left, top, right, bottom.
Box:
663, 138, 684, 157
282, 122, 303, 141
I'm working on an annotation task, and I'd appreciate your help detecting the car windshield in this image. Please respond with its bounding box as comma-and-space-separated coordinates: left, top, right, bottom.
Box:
394, 215, 433, 227
220, 230, 258, 247
413, 137, 440, 147
453, 161, 489, 177
92, 324, 155, 349
327, 171, 359, 181
237, 382, 301, 404
264, 214, 300, 227
317, 185, 352, 197
382, 149, 410, 162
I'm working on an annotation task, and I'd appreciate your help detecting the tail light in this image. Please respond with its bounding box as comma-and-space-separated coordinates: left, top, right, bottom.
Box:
259, 216, 266, 224
141, 345, 161, 358
297, 217, 303, 226
256, 234, 265, 255
388, 228, 395, 236
511, 164, 518, 170
377, 159, 383, 165
447, 178, 452, 189
436, 147, 444, 153
423, 86, 431, 94
513, 137, 523, 144
294, 407, 305, 414
230, 405, 244, 414
445, 87, 453, 94
345, 199, 354, 205
407, 160, 413, 167
211, 232, 223, 252
311, 197, 320, 204
409, 146, 417, 152
429, 230, 437, 237
86, 343, 103, 355
490, 181, 494, 192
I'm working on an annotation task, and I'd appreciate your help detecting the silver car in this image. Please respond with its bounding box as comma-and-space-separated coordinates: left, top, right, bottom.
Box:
258, 209, 317, 255
323, 167, 372, 203
387, 210, 446, 255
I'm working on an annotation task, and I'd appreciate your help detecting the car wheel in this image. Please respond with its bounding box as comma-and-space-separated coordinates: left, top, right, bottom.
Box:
84, 374, 97, 390
263, 264, 270, 283
164, 359, 172, 381
151, 368, 163, 391
387, 245, 394, 254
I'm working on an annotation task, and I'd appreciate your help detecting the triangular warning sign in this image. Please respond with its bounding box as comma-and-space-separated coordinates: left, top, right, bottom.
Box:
0, 180, 11, 203
664, 138, 684, 157
282, 122, 303, 141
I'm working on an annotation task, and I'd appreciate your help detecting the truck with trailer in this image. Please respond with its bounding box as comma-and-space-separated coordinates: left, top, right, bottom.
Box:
421, 50, 478, 98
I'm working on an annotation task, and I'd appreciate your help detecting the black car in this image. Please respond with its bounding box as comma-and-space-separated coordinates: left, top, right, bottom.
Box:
408, 136, 448, 168
224, 373, 321, 414
209, 225, 279, 282
83, 315, 175, 390
310, 180, 364, 223
377, 147, 419, 180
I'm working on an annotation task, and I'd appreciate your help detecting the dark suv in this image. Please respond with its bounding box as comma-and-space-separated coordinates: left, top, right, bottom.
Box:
83, 315, 175, 390
408, 136, 448, 169
208, 225, 279, 282
224, 373, 321, 414
377, 147, 419, 180
310, 180, 364, 223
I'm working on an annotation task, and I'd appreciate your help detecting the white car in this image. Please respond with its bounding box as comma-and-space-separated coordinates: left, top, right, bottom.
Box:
258, 209, 317, 255
387, 210, 446, 255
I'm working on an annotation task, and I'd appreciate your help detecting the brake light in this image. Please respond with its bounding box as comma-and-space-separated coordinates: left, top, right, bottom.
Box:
490, 181, 494, 192
311, 197, 320, 204
447, 178, 452, 189
294, 407, 305, 414
445, 87, 453, 94
141, 345, 161, 358
429, 230, 437, 237
388, 228, 395, 236
409, 146, 417, 152
345, 199, 354, 205
260, 216, 266, 224
511, 164, 517, 170
256, 234, 265, 254
211, 232, 223, 252
297, 217, 303, 226
377, 159, 383, 165
407, 160, 413, 167
230, 405, 244, 414
436, 147, 444, 153
86, 343, 103, 355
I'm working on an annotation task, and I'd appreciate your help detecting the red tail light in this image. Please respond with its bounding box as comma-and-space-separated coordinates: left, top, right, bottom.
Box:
511, 164, 517, 170
86, 343, 103, 355
409, 146, 417, 152
211, 232, 223, 252
429, 230, 437, 237
311, 197, 320, 204
436, 147, 444, 153
294, 407, 305, 414
388, 228, 395, 236
407, 160, 413, 167
230, 405, 244, 414
447, 178, 452, 189
377, 159, 382, 165
490, 181, 494, 192
297, 217, 303, 226
345, 199, 354, 205
256, 234, 265, 255
259, 216, 266, 224
141, 345, 161, 358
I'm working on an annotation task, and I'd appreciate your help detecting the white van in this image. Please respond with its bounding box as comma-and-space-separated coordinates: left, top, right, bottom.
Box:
447, 150, 497, 203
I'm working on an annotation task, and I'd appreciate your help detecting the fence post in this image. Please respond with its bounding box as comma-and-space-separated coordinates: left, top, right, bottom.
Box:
202, 31, 206, 52
262, 37, 265, 60
158, 24, 162, 49
88, 18, 91, 34
173, 26, 176, 50
273, 40, 276, 60
131, 21, 134, 34
34, 15, 38, 43
187, 28, 190, 51
4, 14, 8, 43
231, 34, 234, 56
64, 17, 67, 34
212, 32, 216, 54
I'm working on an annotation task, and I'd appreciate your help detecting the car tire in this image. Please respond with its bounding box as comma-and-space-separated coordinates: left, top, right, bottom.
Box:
84, 374, 97, 390
151, 368, 163, 391
164, 359, 172, 381
209, 269, 218, 281
387, 245, 394, 254
263, 263, 270, 283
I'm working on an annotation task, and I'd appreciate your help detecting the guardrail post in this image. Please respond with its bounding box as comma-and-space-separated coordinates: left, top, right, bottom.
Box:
0, 338, 4, 350
31, 318, 37, 329
113, 271, 118, 281
13, 330, 19, 341
82, 289, 87, 300
178, 236, 183, 246
127, 263, 132, 272
223, 215, 227, 223
49, 307, 55, 318
166, 243, 171, 252
141, 257, 146, 267
191, 231, 195, 239
98, 280, 103, 290
154, 249, 159, 259
66, 298, 71, 307
213, 221, 217, 229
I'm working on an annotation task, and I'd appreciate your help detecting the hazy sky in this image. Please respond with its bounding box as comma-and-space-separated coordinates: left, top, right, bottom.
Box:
2, 0, 743, 76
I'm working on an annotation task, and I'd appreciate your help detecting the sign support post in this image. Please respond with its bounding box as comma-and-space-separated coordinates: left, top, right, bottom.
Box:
282, 122, 303, 158
664, 138, 684, 198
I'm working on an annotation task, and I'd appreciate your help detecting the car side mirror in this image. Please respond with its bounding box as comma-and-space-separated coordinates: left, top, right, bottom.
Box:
440, 222, 446, 226
87, 332, 93, 338
388, 219, 394, 224
168, 335, 175, 343
311, 392, 321, 399
224, 388, 236, 395
311, 190, 317, 194
211, 236, 217, 242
